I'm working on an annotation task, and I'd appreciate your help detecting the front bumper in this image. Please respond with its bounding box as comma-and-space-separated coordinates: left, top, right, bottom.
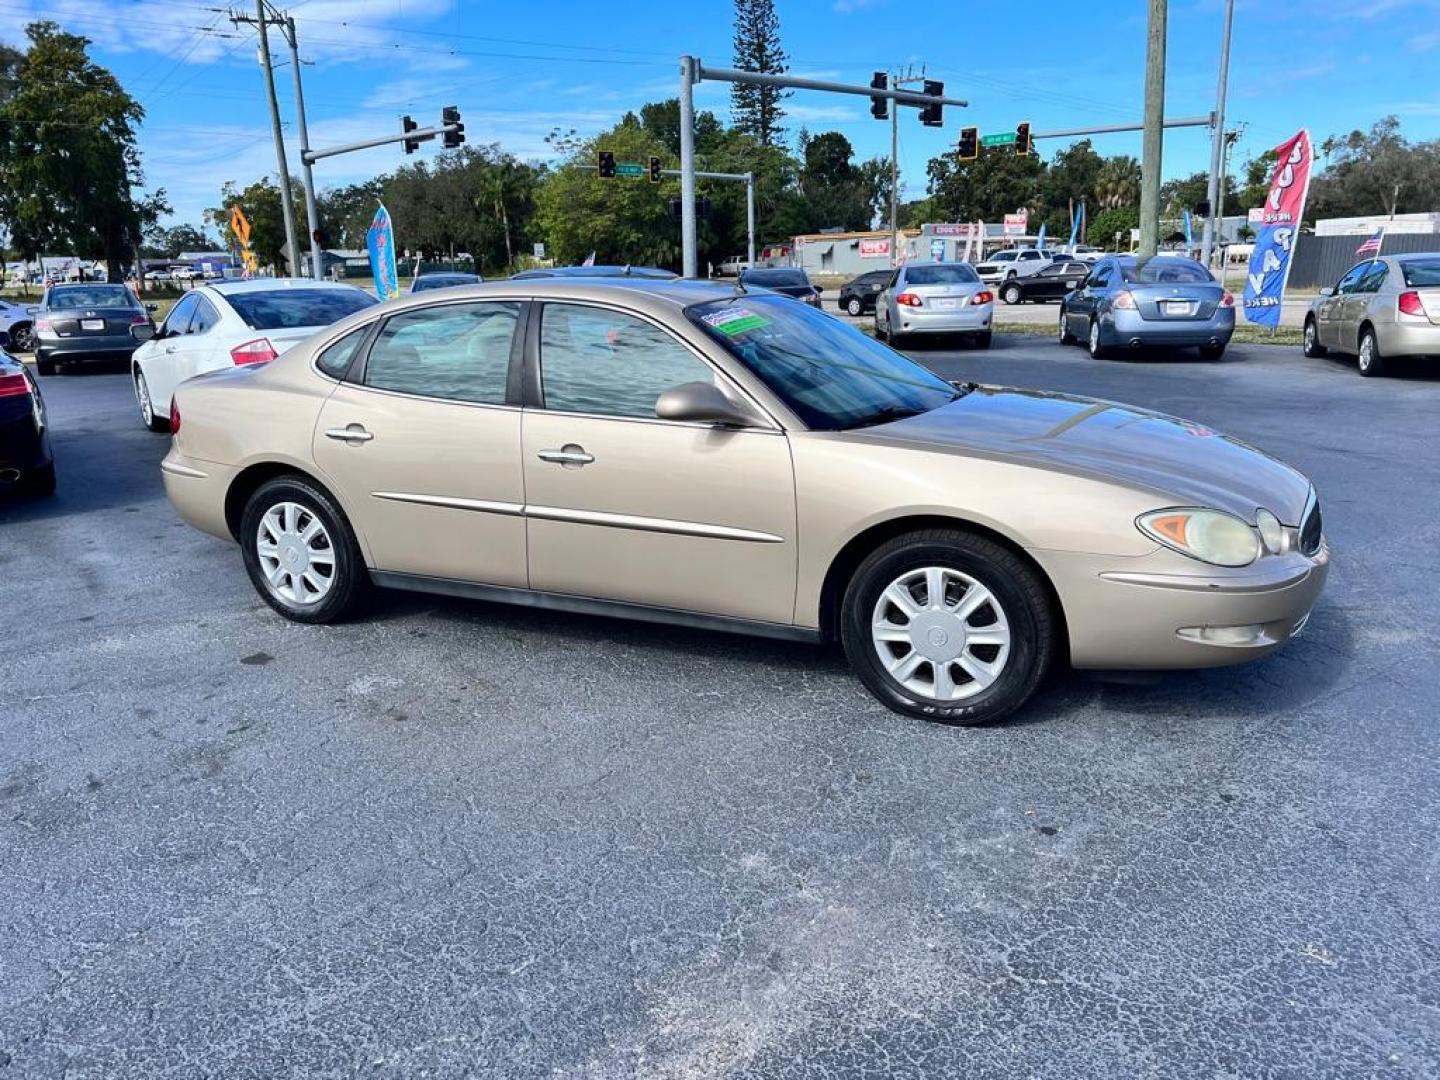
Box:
1104, 307, 1235, 348
896, 304, 993, 335
1033, 543, 1330, 669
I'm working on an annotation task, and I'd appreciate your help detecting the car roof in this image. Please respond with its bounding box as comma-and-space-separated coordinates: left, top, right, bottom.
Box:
344, 277, 749, 320
511, 265, 677, 280
205, 277, 367, 296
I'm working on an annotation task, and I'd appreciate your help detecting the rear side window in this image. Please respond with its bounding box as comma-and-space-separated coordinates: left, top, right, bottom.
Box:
364, 301, 519, 404
316, 326, 370, 380
224, 288, 377, 330
190, 297, 221, 334
1401, 259, 1440, 287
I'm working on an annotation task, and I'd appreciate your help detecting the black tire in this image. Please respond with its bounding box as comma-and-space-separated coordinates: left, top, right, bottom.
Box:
9, 323, 34, 353
1002, 283, 1023, 305
971, 331, 992, 350
1302, 317, 1327, 358
239, 476, 370, 624
1087, 318, 1110, 359
36, 356, 56, 377
1059, 308, 1077, 345
134, 369, 170, 432
1357, 327, 1386, 377
874, 314, 888, 341
1198, 342, 1227, 361
19, 461, 55, 498
845, 297, 863, 316
840, 528, 1056, 726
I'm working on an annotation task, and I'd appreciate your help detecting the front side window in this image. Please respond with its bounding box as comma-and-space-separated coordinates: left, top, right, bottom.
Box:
1358, 262, 1388, 293
364, 301, 519, 405
687, 295, 958, 431
991, 252, 1017, 263
1087, 265, 1112, 289
1334, 264, 1368, 294
539, 303, 714, 419
164, 294, 199, 336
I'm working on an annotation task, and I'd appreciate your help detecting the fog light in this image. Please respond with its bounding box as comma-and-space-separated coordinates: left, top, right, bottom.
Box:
1177, 624, 1265, 646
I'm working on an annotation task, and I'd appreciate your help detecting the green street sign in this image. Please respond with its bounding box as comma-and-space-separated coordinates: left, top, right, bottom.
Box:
981, 132, 1016, 147
614, 163, 645, 177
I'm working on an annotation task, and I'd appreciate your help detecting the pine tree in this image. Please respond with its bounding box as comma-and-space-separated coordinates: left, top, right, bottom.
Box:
731, 0, 789, 148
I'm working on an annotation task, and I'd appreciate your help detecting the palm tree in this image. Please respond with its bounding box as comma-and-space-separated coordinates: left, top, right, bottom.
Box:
1095, 157, 1141, 209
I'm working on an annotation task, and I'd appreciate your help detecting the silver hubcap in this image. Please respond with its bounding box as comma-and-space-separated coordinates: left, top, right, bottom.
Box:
1359, 336, 1373, 369
1090, 321, 1100, 352
136, 373, 152, 424
871, 566, 1012, 702
1305, 324, 1315, 352
256, 502, 336, 605
848, 300, 860, 315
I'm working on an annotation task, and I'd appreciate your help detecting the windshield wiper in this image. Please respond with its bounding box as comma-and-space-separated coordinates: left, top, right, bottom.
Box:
844, 404, 928, 430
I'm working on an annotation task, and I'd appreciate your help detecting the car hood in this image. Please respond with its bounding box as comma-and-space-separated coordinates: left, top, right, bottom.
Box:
867, 385, 1314, 524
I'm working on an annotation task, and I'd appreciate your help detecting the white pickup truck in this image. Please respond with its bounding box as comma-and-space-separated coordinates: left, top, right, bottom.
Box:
714, 255, 752, 278
974, 248, 1054, 286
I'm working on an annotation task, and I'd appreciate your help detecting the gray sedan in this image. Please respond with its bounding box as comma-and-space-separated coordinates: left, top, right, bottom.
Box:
1302, 253, 1440, 377
1060, 255, 1235, 360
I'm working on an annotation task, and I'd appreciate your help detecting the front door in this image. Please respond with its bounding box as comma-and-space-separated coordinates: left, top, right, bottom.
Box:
313, 299, 528, 586
1317, 263, 1366, 350
521, 300, 796, 626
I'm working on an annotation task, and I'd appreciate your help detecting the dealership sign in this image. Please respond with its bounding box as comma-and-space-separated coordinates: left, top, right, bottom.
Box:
926, 223, 976, 237
1242, 129, 1313, 329
1003, 212, 1028, 236
859, 238, 890, 258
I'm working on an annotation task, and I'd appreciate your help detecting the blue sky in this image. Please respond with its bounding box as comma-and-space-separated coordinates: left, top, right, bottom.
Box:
2, 0, 1437, 232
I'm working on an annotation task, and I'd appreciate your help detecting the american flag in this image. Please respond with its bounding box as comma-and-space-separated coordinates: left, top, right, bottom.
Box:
1356, 228, 1385, 258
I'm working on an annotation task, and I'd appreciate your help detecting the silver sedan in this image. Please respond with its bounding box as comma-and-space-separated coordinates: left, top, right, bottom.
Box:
1302, 253, 1440, 376
874, 263, 994, 349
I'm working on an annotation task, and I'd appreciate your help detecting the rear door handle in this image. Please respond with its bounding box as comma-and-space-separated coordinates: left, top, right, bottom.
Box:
537, 447, 594, 466
324, 425, 374, 443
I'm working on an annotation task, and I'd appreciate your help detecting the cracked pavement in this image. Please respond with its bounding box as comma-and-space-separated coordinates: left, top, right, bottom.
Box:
1, 339, 1437, 1078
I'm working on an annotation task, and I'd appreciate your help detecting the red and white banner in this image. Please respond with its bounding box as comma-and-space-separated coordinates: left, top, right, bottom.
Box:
1003, 212, 1028, 236
859, 238, 890, 258
1259, 129, 1313, 228
1242, 129, 1313, 328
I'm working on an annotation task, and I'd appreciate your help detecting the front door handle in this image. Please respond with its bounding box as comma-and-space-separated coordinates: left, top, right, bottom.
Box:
324, 425, 374, 444
537, 446, 594, 466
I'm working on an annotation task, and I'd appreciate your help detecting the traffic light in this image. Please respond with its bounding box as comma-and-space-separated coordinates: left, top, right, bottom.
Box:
919, 79, 943, 127
958, 126, 979, 161
649, 155, 663, 183
597, 149, 616, 178
442, 105, 464, 149
402, 115, 419, 154
870, 71, 888, 120
1015, 121, 1032, 156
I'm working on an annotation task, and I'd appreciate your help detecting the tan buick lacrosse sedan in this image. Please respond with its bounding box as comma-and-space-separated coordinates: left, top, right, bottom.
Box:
162, 279, 1329, 725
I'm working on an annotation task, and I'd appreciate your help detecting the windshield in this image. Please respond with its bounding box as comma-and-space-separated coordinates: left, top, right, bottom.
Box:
1119, 259, 1213, 284
990, 252, 1016, 263
905, 265, 980, 285
47, 286, 136, 310
1402, 258, 1440, 287
687, 296, 959, 431
223, 288, 378, 330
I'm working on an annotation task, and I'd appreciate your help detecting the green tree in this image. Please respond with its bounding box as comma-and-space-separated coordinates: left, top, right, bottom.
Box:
210, 177, 308, 272
797, 130, 870, 231
1094, 156, 1141, 210
1237, 148, 1277, 212
143, 223, 213, 258
639, 98, 724, 160
317, 179, 383, 250
1040, 139, 1105, 234
0, 21, 166, 279
1088, 206, 1139, 250
926, 145, 1045, 224
731, 0, 789, 148
1310, 115, 1440, 220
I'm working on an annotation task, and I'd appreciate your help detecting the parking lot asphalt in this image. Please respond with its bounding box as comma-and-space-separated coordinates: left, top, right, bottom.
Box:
3, 339, 1438, 1079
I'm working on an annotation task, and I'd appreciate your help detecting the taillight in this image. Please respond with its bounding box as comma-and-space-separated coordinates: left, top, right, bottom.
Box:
169, 400, 181, 435
971, 290, 994, 305
1220, 291, 1235, 308
896, 292, 923, 307
1112, 290, 1137, 310
230, 338, 278, 365
0, 372, 31, 398
1398, 291, 1425, 316
131, 314, 148, 326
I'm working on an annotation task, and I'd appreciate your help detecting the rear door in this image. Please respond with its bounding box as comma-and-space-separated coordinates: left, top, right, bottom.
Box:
313, 299, 528, 586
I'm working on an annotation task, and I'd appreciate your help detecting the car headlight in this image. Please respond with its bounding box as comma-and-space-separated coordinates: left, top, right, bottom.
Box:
1255, 508, 1283, 554
1137, 508, 1260, 567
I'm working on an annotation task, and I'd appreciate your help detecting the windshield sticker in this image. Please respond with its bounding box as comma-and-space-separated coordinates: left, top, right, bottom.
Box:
702, 306, 768, 336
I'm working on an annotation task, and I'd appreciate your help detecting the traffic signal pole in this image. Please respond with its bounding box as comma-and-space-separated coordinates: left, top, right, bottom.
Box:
677, 56, 966, 277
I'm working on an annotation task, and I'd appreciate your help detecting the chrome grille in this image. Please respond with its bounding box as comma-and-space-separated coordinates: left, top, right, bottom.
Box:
1299, 494, 1323, 556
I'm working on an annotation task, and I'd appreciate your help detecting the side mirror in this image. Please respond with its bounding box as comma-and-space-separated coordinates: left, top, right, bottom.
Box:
655, 381, 758, 428
1317, 287, 1334, 297
26, 306, 38, 316
131, 324, 155, 343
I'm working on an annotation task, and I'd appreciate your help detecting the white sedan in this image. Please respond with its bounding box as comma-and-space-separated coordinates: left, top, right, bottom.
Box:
131, 279, 378, 432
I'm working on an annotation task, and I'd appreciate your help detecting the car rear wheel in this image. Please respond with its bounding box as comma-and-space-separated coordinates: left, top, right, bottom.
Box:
19, 462, 55, 498
1059, 308, 1077, 345
240, 476, 369, 624
971, 331, 992, 350
9, 323, 34, 353
840, 529, 1055, 725
1002, 283, 1023, 305
134, 370, 170, 433
1087, 319, 1110, 359
1357, 328, 1386, 377
1302, 318, 1327, 358
846, 297, 863, 316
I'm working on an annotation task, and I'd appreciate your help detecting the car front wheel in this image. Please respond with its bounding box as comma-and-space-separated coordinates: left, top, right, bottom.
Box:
1302, 318, 1326, 358
846, 297, 863, 316
841, 529, 1056, 725
240, 476, 370, 624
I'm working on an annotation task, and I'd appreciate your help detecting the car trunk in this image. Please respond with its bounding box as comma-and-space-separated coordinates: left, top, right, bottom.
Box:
906, 282, 984, 310
48, 306, 139, 338
1128, 283, 1224, 321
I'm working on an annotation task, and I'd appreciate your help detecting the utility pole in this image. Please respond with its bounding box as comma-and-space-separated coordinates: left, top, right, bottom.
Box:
1199, 0, 1234, 268
888, 66, 925, 267
283, 15, 323, 280
231, 3, 300, 276
745, 172, 756, 267
1138, 0, 1168, 258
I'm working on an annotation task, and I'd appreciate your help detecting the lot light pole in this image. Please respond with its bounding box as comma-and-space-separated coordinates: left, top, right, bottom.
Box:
1138, 0, 1168, 258
1199, 0, 1235, 269
676, 57, 966, 277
